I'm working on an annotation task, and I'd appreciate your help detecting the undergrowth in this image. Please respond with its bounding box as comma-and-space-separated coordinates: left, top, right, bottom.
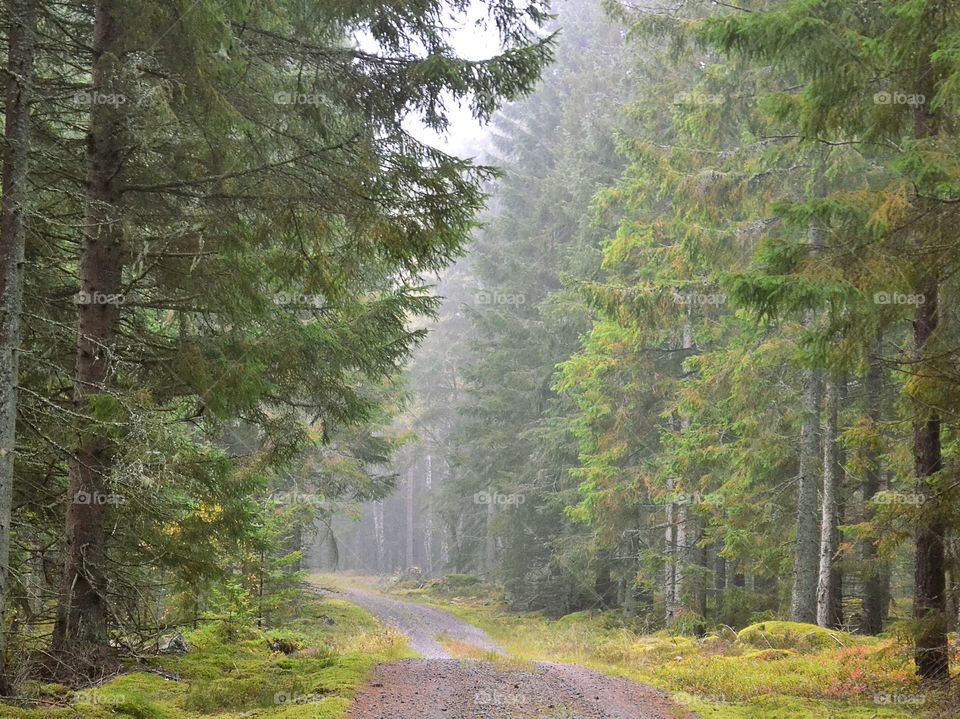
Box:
0, 590, 411, 719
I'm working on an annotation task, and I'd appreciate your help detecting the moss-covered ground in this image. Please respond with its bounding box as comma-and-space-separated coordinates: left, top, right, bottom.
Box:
0, 591, 411, 719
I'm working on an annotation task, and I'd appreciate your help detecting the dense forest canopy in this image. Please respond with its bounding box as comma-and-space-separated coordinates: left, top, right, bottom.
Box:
0, 0, 958, 711
323, 0, 960, 685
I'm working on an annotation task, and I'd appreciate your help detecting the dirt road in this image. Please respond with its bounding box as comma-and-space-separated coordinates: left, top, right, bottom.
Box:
317, 583, 695, 719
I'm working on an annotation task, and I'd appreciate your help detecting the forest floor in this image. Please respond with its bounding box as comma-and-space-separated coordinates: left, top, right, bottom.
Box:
0, 591, 413, 719
316, 574, 956, 719
1, 577, 953, 719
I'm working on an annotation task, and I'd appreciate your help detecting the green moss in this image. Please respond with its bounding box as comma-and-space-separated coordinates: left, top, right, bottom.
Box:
737, 621, 857, 651
0, 591, 408, 719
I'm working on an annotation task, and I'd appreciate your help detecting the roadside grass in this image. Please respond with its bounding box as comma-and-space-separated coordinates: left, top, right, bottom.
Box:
433, 631, 533, 674
0, 591, 411, 719
388, 578, 954, 719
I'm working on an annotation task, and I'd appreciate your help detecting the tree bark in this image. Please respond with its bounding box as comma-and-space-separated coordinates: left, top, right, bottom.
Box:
484, 489, 496, 580
817, 376, 843, 628
912, 278, 948, 679
53, 0, 126, 651
860, 334, 888, 634
405, 466, 415, 568
373, 500, 385, 574
423, 454, 433, 577
664, 477, 679, 622
0, 0, 36, 690
791, 332, 822, 623
909, 60, 949, 681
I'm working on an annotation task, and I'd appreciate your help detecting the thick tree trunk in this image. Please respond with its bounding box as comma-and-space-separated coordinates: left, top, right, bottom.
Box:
53, 0, 126, 651
909, 67, 949, 680
912, 278, 948, 679
861, 336, 888, 634
0, 0, 36, 690
791, 334, 822, 623
817, 376, 843, 628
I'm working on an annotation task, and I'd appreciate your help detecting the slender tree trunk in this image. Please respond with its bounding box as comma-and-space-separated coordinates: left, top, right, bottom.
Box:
791, 335, 822, 623
623, 523, 639, 617
692, 516, 707, 617
423, 454, 433, 577
817, 376, 843, 628
373, 500, 385, 574
792, 170, 826, 624
484, 490, 496, 580
53, 0, 126, 651
666, 321, 695, 622
713, 541, 726, 616
664, 477, 678, 622
405, 466, 415, 568
829, 477, 845, 627
861, 335, 887, 634
0, 0, 36, 690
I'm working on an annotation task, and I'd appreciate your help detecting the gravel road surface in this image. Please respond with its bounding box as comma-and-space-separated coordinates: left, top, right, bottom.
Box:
314, 582, 696, 719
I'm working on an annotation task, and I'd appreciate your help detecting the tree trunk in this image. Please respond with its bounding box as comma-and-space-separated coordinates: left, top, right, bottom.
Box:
912, 277, 948, 679
484, 490, 496, 580
791, 333, 822, 623
0, 0, 36, 690
373, 500, 385, 574
405, 466, 415, 568
423, 454, 433, 577
817, 376, 843, 628
713, 541, 726, 616
861, 334, 888, 634
53, 0, 126, 651
664, 477, 679, 622
909, 64, 949, 680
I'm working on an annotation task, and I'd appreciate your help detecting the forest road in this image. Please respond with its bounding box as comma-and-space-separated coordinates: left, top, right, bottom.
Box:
312, 583, 696, 719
